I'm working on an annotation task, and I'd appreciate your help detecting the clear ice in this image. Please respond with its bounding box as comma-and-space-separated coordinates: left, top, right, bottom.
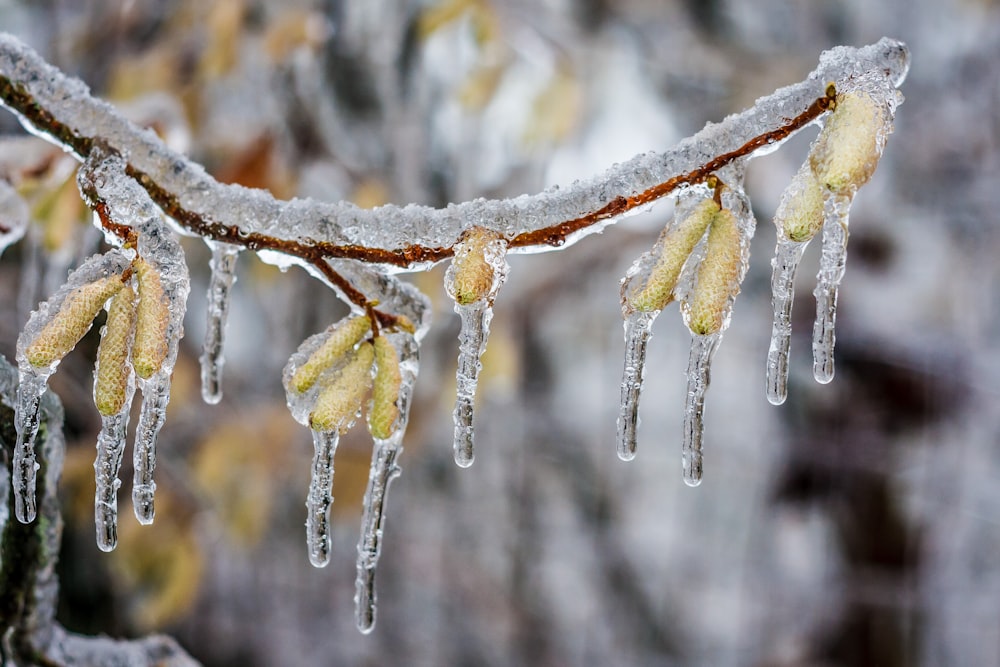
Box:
812, 195, 851, 384
200, 242, 240, 405
617, 311, 656, 461
95, 408, 131, 551
766, 240, 808, 405
452, 301, 493, 468
307, 429, 339, 568
682, 333, 721, 486
355, 333, 419, 633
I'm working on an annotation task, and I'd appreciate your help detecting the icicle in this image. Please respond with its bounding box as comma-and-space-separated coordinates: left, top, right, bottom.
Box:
94, 410, 129, 551
12, 371, 46, 523
132, 373, 170, 524
766, 240, 808, 404
617, 310, 656, 461
355, 442, 401, 633
452, 300, 492, 468
355, 334, 418, 633
682, 333, 721, 487
0, 456, 8, 543
812, 195, 851, 384
307, 429, 339, 568
200, 242, 240, 404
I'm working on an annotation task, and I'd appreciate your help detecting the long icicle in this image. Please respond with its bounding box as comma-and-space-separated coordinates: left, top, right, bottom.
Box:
95, 409, 130, 551
682, 333, 721, 487
617, 311, 656, 461
812, 195, 851, 384
132, 372, 170, 524
766, 240, 808, 404
200, 242, 240, 405
307, 429, 340, 568
355, 334, 418, 633
452, 301, 492, 468
12, 371, 45, 523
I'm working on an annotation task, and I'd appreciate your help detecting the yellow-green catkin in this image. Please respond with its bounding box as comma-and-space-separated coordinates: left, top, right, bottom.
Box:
778, 163, 827, 243
132, 258, 170, 379
291, 315, 372, 393
368, 336, 403, 440
26, 275, 126, 368
686, 209, 742, 336
447, 226, 504, 306
809, 91, 885, 195
309, 341, 375, 433
627, 198, 720, 312
95, 285, 137, 416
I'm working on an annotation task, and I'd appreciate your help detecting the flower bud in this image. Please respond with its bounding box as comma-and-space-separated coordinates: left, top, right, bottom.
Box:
368, 336, 403, 440
132, 257, 170, 379
776, 162, 826, 243
686, 209, 742, 336
446, 226, 507, 306
309, 341, 375, 433
626, 198, 719, 313
26, 275, 125, 368
809, 90, 886, 196
291, 315, 372, 393
95, 285, 137, 415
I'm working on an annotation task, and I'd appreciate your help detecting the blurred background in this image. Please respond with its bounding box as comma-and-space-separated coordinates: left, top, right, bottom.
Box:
0, 0, 998, 665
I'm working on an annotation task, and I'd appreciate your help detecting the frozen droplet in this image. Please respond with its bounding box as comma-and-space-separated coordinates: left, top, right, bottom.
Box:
682, 333, 721, 487
12, 371, 45, 523
307, 429, 340, 568
812, 195, 851, 384
95, 409, 130, 551
617, 310, 656, 461
766, 239, 808, 405
452, 301, 493, 468
132, 372, 169, 524
200, 242, 240, 404
354, 334, 418, 633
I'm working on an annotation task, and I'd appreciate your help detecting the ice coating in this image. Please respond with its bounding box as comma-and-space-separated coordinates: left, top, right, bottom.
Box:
766, 240, 808, 405
452, 301, 493, 468
0, 33, 909, 262
79, 151, 190, 524
617, 311, 656, 461
812, 195, 851, 384
355, 333, 418, 633
446, 231, 508, 468
14, 250, 131, 522
200, 241, 240, 404
306, 429, 339, 568
94, 408, 131, 551
682, 333, 721, 486
0, 178, 28, 257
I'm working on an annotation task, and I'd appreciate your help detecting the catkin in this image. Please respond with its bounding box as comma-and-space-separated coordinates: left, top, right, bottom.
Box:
777, 163, 827, 243
132, 257, 170, 379
686, 209, 742, 336
809, 91, 885, 195
26, 275, 125, 368
309, 341, 375, 433
627, 198, 719, 312
291, 315, 371, 393
447, 226, 504, 306
95, 285, 137, 416
368, 336, 403, 440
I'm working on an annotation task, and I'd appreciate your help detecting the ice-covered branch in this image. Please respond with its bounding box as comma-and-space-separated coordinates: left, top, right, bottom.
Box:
0, 33, 907, 271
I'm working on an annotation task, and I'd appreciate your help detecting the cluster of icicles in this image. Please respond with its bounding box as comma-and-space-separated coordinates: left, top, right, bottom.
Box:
4, 82, 894, 635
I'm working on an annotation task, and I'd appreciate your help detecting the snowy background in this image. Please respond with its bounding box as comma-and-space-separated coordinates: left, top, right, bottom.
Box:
1, 0, 998, 665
